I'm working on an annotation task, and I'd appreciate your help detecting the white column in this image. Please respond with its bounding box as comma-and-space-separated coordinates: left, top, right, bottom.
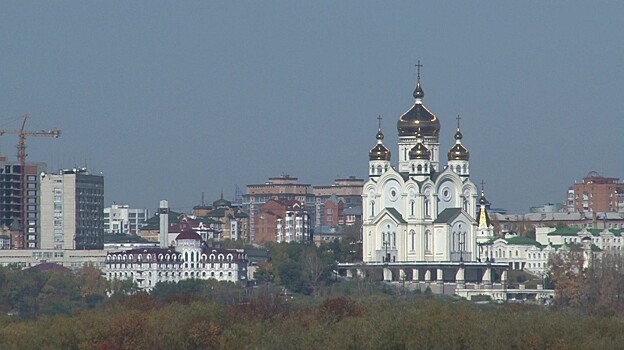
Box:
456, 267, 465, 289
482, 267, 492, 287
383, 268, 392, 281
159, 200, 169, 248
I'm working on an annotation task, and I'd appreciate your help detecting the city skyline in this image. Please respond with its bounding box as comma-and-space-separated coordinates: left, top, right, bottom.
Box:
1, 2, 622, 213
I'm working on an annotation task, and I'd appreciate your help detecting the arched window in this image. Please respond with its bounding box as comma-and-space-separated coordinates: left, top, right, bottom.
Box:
371, 201, 375, 217
410, 230, 415, 251
424, 198, 430, 218
455, 165, 461, 173
410, 200, 415, 216
424, 164, 428, 173
417, 164, 422, 173
425, 230, 432, 252
227, 254, 233, 261
463, 165, 467, 173
377, 165, 382, 174
184, 252, 188, 262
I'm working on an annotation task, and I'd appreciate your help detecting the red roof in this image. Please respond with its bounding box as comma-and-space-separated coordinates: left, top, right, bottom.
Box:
176, 229, 202, 241
29, 262, 71, 273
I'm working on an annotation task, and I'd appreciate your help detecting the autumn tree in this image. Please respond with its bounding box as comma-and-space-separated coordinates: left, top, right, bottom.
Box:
548, 244, 587, 311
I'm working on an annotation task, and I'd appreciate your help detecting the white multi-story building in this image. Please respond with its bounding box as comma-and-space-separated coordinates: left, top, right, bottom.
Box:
105, 229, 248, 290
104, 204, 149, 235
40, 168, 104, 250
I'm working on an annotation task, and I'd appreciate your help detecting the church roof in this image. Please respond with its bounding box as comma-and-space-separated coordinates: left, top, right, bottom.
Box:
385, 208, 407, 224
433, 208, 475, 224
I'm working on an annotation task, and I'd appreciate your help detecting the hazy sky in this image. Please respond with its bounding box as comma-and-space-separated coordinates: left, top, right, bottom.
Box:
1, 2, 622, 213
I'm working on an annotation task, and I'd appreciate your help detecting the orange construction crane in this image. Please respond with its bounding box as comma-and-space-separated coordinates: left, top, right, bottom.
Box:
0, 114, 60, 248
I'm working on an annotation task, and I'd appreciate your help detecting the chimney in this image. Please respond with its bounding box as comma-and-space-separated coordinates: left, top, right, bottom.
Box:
159, 200, 169, 248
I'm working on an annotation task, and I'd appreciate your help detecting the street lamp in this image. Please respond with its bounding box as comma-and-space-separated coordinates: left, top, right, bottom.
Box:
459, 232, 466, 262
382, 240, 390, 263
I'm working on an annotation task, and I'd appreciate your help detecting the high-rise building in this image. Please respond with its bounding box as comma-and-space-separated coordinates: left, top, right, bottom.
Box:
40, 168, 104, 250
0, 156, 46, 249
313, 176, 364, 226
564, 171, 624, 213
104, 204, 149, 235
243, 175, 314, 243
254, 199, 311, 244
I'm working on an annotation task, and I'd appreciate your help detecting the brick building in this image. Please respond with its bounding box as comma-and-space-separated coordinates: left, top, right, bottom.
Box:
313, 176, 364, 226
254, 199, 311, 244
244, 175, 314, 242
564, 171, 624, 213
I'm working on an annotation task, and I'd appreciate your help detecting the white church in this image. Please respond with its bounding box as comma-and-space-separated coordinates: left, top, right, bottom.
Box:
362, 65, 494, 264
339, 67, 551, 302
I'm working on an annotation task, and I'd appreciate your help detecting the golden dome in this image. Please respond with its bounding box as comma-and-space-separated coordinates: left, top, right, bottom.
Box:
369, 128, 391, 161
448, 128, 469, 161
397, 82, 441, 137
408, 131, 431, 160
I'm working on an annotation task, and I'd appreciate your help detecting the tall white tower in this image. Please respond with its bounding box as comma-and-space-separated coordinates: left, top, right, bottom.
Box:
159, 200, 169, 248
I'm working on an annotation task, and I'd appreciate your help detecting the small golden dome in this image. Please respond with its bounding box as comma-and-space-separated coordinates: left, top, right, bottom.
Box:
409, 131, 431, 160
369, 143, 391, 161
448, 127, 469, 161
369, 127, 391, 161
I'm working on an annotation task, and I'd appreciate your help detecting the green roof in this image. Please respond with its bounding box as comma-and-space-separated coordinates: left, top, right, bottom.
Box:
547, 228, 580, 236
386, 208, 407, 224
504, 236, 542, 246
434, 208, 463, 224
103, 234, 149, 244
142, 211, 184, 230
609, 229, 623, 236
588, 229, 602, 236
548, 228, 624, 237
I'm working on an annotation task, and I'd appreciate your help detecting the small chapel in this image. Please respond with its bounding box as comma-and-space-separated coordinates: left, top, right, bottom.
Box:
362, 63, 494, 264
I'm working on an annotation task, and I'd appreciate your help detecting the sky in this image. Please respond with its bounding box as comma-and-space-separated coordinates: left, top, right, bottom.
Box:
0, 1, 623, 214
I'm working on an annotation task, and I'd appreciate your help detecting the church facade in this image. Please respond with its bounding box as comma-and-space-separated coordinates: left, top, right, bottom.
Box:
362, 69, 493, 264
